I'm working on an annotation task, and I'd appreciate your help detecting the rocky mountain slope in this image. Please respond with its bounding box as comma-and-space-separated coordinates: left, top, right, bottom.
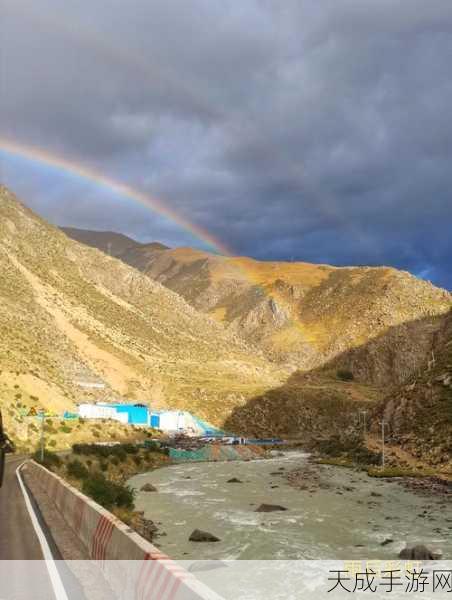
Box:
374, 308, 452, 468
0, 187, 285, 444
63, 228, 452, 386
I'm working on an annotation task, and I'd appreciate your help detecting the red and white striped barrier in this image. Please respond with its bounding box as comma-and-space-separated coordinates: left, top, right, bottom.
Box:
26, 461, 223, 600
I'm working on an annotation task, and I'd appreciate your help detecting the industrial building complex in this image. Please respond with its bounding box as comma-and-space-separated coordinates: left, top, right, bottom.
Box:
77, 402, 224, 437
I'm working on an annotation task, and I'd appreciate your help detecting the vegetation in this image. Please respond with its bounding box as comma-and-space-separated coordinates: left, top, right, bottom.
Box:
316, 433, 381, 466
82, 472, 134, 510
336, 369, 354, 381
66, 459, 89, 479
73, 442, 139, 458
32, 449, 62, 470
50, 443, 169, 527
367, 466, 435, 478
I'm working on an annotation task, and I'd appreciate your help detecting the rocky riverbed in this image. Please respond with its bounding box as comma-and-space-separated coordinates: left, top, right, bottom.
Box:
129, 451, 452, 560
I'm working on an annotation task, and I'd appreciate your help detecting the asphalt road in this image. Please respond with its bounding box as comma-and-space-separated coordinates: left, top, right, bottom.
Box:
0, 455, 45, 559
0, 456, 58, 600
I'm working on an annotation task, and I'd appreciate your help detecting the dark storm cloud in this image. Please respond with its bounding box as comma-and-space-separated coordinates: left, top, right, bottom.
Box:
1, 0, 451, 288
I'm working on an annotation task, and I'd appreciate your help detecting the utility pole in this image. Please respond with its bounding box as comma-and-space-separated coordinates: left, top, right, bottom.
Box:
360, 410, 368, 437
381, 419, 386, 469
39, 411, 45, 462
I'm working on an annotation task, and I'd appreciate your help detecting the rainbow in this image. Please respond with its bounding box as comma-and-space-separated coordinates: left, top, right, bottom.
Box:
0, 138, 232, 255
0, 137, 325, 344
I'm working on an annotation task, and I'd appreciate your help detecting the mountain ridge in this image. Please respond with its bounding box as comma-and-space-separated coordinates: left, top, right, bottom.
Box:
1, 194, 450, 467
0, 187, 283, 444
62, 226, 452, 385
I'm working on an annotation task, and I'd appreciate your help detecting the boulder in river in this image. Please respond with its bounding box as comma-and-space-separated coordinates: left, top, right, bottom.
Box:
227, 477, 243, 483
255, 504, 288, 512
141, 483, 157, 492
399, 544, 440, 560
189, 529, 221, 543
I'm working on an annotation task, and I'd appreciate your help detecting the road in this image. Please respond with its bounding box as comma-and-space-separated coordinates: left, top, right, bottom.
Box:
0, 456, 59, 600
0, 455, 46, 559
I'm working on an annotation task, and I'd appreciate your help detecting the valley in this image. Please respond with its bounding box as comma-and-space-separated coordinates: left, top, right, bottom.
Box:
0, 187, 450, 473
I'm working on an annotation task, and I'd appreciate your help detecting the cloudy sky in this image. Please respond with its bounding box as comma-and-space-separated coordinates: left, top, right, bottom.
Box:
1, 0, 451, 289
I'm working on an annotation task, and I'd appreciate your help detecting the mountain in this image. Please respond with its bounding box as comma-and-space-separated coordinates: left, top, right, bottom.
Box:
60, 227, 168, 258
0, 187, 283, 444
62, 228, 452, 386
374, 308, 452, 467
3, 194, 451, 466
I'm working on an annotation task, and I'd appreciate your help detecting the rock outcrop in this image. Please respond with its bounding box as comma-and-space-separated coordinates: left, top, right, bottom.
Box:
189, 529, 221, 542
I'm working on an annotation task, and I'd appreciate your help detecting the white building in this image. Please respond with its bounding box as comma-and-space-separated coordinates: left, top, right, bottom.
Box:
78, 403, 128, 423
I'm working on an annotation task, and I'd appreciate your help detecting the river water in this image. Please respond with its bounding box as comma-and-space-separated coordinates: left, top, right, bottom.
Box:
129, 451, 452, 561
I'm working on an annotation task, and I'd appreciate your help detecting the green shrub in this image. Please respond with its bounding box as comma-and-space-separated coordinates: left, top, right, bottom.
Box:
82, 473, 134, 510
32, 449, 62, 470
337, 369, 354, 381
72, 443, 131, 462
317, 434, 380, 465
66, 459, 89, 479
144, 441, 160, 451
116, 449, 127, 462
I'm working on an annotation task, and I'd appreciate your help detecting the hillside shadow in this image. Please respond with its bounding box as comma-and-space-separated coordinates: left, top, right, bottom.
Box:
223, 309, 452, 440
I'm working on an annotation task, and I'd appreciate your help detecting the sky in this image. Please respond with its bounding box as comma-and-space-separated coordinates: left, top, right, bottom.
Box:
0, 0, 451, 289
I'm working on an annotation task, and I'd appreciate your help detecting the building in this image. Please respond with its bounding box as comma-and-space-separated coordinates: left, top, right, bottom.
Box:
101, 403, 149, 425
78, 403, 128, 423
77, 403, 223, 436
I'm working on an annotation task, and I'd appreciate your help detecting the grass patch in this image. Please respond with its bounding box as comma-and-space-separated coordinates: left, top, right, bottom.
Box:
367, 466, 435, 478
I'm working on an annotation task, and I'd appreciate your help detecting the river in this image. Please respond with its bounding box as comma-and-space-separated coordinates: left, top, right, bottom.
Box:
129, 451, 451, 561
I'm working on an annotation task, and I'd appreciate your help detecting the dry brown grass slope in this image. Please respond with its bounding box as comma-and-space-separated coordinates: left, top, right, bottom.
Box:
0, 186, 285, 443
63, 228, 452, 385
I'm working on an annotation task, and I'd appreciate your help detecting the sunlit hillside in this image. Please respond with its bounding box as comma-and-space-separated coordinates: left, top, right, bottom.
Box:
64, 228, 452, 385
0, 187, 284, 444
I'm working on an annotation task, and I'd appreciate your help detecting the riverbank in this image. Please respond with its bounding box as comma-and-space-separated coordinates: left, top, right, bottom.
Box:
35, 443, 170, 542
287, 454, 452, 500
35, 441, 272, 543
37, 439, 451, 557
129, 450, 452, 560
